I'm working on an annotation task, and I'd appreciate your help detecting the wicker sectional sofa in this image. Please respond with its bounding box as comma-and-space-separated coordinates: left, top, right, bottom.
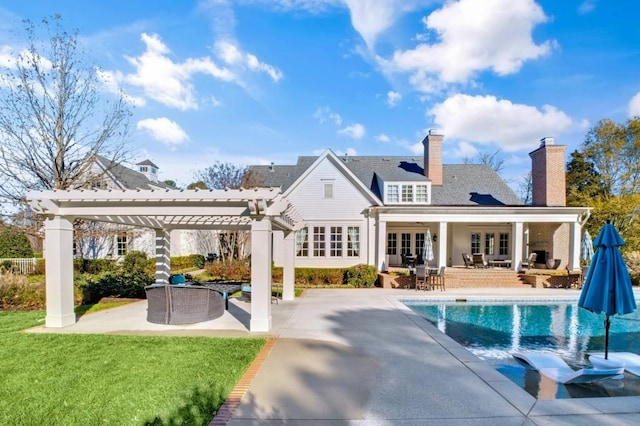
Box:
145, 284, 225, 325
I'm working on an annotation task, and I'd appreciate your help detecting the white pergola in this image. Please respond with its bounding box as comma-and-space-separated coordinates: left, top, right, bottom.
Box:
26, 187, 303, 332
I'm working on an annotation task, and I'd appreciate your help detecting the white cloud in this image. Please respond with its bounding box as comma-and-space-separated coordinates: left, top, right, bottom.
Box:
429, 94, 573, 152
96, 69, 146, 106
115, 33, 235, 110
376, 133, 391, 142
629, 92, 640, 117
578, 0, 597, 14
451, 141, 478, 159
313, 106, 343, 126
338, 123, 366, 139
379, 0, 554, 92
343, 0, 431, 48
387, 90, 402, 107
215, 40, 283, 82
240, 0, 342, 14
137, 117, 189, 145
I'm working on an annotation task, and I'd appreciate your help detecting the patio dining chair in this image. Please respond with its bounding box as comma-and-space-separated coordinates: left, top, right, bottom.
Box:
415, 265, 429, 290
431, 266, 446, 291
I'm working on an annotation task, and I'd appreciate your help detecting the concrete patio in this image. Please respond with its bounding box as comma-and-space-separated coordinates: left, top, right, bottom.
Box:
28, 287, 640, 425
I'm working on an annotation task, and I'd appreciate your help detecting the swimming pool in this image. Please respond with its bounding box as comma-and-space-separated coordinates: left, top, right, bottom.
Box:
405, 299, 640, 399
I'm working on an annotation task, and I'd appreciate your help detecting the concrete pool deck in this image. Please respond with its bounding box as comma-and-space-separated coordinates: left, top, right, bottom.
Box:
28, 287, 640, 424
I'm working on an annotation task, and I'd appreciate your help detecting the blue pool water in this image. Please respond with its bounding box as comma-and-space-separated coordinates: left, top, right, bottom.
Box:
406, 300, 640, 399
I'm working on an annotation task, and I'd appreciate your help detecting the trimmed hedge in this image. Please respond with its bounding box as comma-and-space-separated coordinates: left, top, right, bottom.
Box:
77, 270, 153, 304
272, 264, 378, 287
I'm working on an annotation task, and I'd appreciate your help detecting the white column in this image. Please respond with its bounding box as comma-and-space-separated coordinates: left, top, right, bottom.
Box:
251, 218, 272, 332
44, 216, 75, 327
283, 231, 295, 301
513, 222, 524, 271
155, 229, 171, 284
376, 219, 387, 271
570, 221, 581, 269
438, 221, 447, 268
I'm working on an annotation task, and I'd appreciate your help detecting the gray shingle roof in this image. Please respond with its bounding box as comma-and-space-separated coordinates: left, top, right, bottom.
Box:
97, 156, 173, 190
249, 155, 523, 206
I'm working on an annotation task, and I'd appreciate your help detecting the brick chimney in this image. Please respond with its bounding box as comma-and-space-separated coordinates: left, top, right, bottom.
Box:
529, 137, 566, 206
422, 130, 443, 185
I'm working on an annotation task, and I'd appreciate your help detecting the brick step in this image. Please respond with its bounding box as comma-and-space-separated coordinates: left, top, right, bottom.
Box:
379, 267, 531, 289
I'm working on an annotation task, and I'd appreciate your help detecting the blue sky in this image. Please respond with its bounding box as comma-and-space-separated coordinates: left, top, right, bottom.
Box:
0, 0, 638, 190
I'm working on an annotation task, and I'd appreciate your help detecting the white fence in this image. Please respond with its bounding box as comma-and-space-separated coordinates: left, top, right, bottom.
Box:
0, 258, 38, 275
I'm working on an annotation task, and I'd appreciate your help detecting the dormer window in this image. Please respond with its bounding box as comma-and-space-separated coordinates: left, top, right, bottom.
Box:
384, 182, 431, 204
139, 166, 148, 173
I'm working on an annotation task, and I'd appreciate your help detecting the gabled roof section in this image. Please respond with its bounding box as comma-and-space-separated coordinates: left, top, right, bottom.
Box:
96, 156, 172, 190
249, 154, 523, 207
136, 159, 159, 168
282, 150, 382, 205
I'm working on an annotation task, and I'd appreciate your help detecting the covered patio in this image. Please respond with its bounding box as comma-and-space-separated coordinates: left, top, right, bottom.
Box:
26, 187, 303, 332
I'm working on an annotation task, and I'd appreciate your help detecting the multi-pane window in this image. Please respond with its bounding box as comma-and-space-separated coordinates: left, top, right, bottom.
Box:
415, 232, 425, 258
330, 226, 342, 257
117, 234, 128, 256
416, 185, 428, 203
295, 227, 309, 257
485, 233, 495, 256
499, 233, 509, 256
387, 185, 399, 203
313, 226, 325, 257
471, 232, 481, 254
347, 227, 360, 257
401, 185, 413, 202
387, 233, 397, 255
401, 233, 412, 255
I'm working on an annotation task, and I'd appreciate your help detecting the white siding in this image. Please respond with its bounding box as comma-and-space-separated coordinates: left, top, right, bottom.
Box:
287, 158, 372, 268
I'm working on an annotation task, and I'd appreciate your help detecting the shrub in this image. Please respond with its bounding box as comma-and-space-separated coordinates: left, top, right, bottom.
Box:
205, 259, 251, 281
34, 259, 46, 275
77, 270, 153, 304
625, 251, 640, 286
121, 251, 153, 274
74, 258, 117, 274
345, 264, 378, 288
1, 259, 14, 273
0, 271, 45, 309
189, 254, 205, 269
295, 268, 345, 286
0, 227, 33, 258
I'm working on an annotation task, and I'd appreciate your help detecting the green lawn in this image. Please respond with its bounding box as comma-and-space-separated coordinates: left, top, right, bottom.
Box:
0, 310, 265, 425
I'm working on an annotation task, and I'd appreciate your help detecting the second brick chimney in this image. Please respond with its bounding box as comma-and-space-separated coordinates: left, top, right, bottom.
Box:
423, 130, 443, 185
529, 137, 566, 206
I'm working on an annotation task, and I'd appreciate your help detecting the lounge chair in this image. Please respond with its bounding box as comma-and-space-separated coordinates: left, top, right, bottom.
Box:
512, 352, 623, 384
462, 253, 474, 268
590, 352, 640, 376
521, 253, 537, 269
472, 253, 488, 268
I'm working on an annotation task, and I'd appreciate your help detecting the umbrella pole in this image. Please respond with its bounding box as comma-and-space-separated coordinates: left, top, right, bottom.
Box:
604, 315, 611, 360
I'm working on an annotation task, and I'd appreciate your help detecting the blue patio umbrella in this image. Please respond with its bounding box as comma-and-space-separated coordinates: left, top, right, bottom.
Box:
581, 230, 594, 265
578, 220, 637, 359
423, 229, 434, 267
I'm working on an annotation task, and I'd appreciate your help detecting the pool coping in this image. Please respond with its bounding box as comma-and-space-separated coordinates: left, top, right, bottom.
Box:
389, 294, 640, 417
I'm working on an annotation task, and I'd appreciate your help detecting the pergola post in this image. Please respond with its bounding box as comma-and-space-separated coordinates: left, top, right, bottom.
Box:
44, 216, 75, 327
376, 219, 387, 271
437, 221, 447, 268
283, 231, 295, 301
250, 217, 272, 332
155, 229, 171, 284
